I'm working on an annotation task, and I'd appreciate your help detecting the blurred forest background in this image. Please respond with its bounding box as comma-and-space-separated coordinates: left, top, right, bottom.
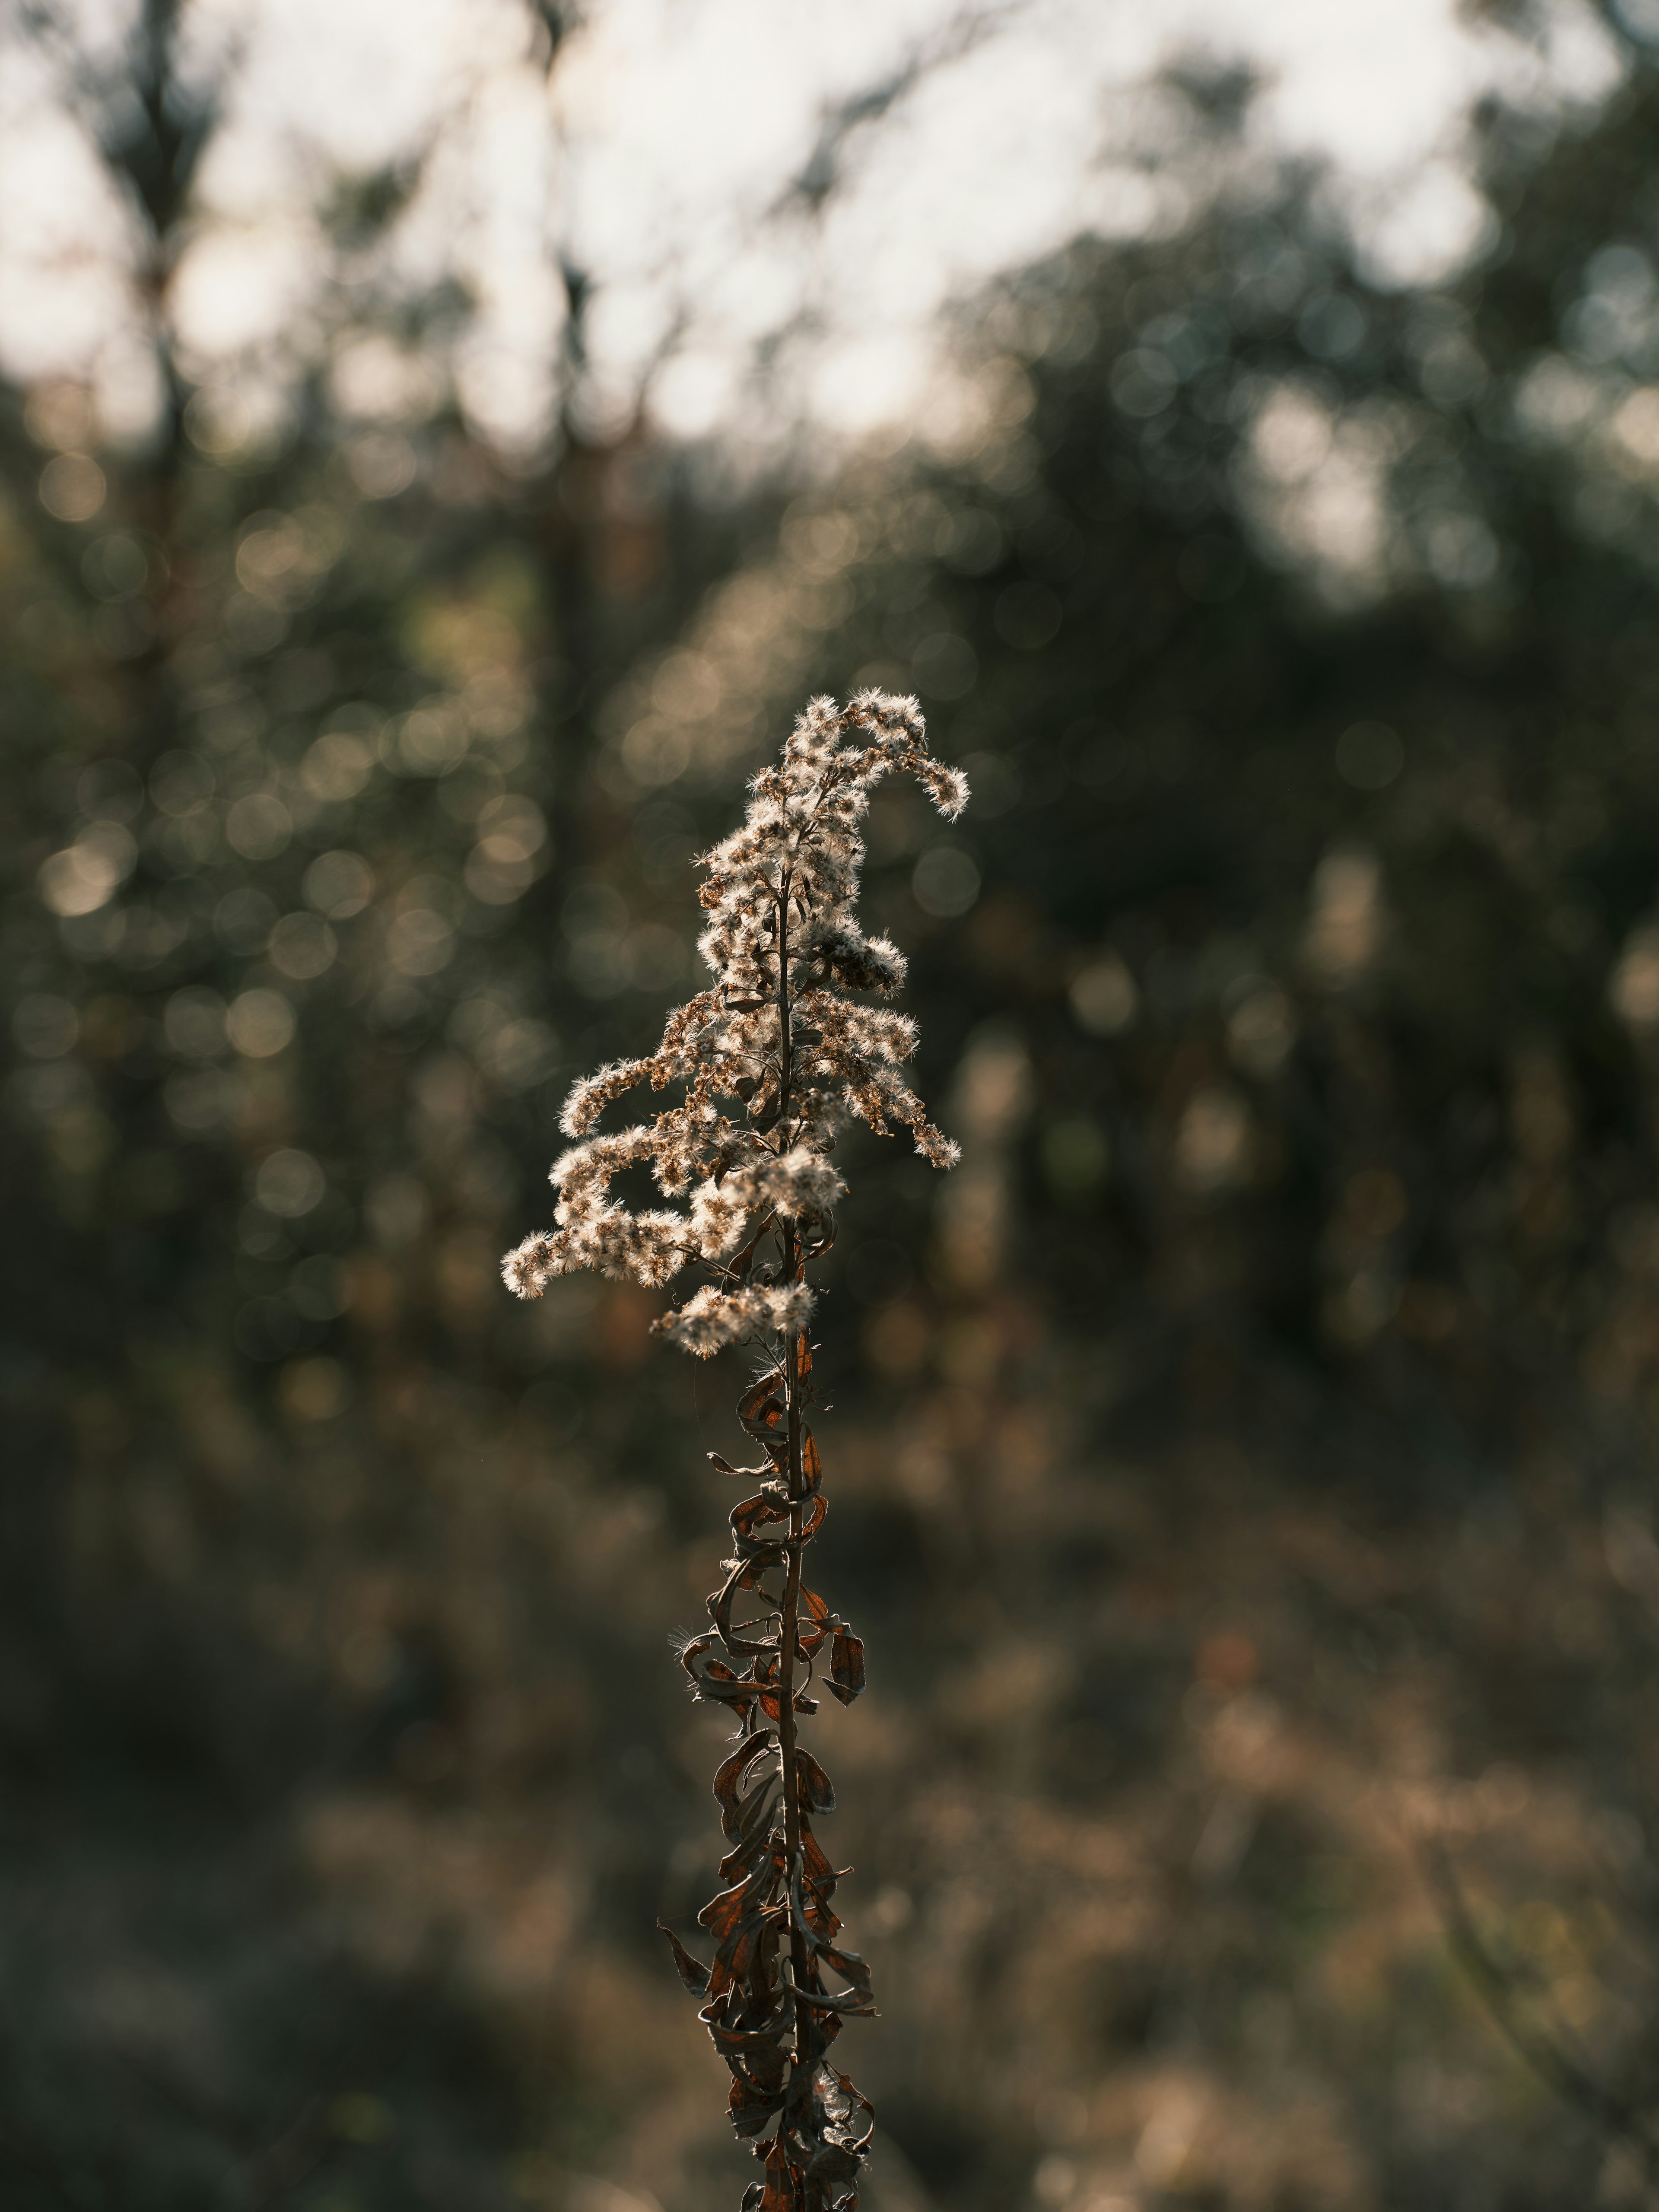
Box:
13, 2, 1659, 2208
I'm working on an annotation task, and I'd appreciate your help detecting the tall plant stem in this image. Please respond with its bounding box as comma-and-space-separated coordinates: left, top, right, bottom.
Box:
778, 1226, 811, 2083
505, 690, 965, 2206
772, 871, 813, 2090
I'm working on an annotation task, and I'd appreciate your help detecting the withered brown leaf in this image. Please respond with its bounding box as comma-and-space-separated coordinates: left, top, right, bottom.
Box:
659, 1921, 712, 1995
828, 1629, 866, 1707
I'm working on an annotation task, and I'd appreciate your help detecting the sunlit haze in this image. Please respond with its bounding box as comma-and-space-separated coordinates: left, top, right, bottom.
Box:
0, 0, 1629, 458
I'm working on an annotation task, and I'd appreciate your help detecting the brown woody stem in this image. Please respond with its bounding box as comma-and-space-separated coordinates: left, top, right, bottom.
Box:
772, 868, 814, 2109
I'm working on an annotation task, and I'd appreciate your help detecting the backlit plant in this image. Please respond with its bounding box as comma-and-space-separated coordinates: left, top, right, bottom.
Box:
503, 690, 966, 2210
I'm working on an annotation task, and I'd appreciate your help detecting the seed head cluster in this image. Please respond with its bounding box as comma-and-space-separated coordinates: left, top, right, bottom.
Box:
502, 688, 967, 1356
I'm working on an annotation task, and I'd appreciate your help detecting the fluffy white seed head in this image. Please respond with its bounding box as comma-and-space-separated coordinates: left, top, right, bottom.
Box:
652, 1281, 816, 1358
753, 1147, 844, 1220
501, 692, 968, 1354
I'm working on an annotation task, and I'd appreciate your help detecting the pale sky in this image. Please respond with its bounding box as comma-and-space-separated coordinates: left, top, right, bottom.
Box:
0, 0, 1630, 458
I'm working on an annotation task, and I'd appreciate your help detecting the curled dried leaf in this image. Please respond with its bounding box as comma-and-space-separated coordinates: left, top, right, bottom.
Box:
738, 1373, 787, 1436
660, 1922, 712, 1995
796, 1748, 837, 1814
828, 1629, 866, 1707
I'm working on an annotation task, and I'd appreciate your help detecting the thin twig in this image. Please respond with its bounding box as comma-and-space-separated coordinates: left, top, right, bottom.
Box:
1422, 1836, 1659, 2190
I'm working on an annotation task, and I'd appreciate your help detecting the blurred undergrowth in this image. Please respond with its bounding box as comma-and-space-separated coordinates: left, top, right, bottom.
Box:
10, 3, 1659, 2208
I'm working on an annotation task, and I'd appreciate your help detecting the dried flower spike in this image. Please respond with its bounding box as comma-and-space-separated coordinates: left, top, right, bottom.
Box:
504, 690, 966, 2210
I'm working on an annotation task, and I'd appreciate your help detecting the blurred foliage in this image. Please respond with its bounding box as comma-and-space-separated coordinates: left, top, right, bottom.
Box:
12, 11, 1659, 2212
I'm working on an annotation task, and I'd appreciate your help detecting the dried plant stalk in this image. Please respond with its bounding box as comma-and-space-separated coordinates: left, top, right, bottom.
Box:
503, 692, 966, 2209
